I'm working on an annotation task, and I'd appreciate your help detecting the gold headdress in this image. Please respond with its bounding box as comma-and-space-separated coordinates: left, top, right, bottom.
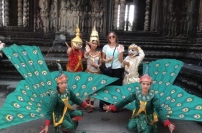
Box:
71, 24, 83, 49
89, 25, 99, 44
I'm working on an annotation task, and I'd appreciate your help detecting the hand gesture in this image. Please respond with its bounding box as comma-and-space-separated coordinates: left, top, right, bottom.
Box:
86, 103, 95, 108
65, 42, 72, 54
123, 61, 130, 67
168, 123, 175, 133
85, 42, 90, 53
117, 45, 124, 53
106, 56, 114, 63
133, 44, 138, 49
103, 104, 111, 112
65, 42, 70, 48
90, 62, 99, 68
39, 126, 48, 133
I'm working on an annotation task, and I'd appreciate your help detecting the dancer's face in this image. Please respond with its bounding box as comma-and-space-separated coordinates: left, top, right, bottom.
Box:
90, 40, 98, 50
58, 79, 68, 93
140, 81, 151, 93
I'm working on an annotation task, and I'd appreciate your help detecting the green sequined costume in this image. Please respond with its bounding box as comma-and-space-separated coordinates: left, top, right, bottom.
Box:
46, 89, 84, 133
114, 90, 167, 133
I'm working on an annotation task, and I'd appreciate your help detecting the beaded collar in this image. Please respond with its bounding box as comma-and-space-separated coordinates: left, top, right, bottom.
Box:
136, 90, 155, 102
58, 88, 70, 98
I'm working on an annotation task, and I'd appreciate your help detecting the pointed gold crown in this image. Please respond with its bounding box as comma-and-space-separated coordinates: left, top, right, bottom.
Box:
71, 24, 83, 49
89, 25, 99, 43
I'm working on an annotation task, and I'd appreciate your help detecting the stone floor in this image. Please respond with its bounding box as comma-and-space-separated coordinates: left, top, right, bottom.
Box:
0, 96, 202, 133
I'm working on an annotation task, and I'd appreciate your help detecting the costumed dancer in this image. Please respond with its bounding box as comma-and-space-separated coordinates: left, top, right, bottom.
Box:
103, 73, 175, 133
0, 40, 5, 61
66, 24, 83, 72
84, 25, 102, 113
0, 44, 118, 131
94, 59, 202, 132
122, 44, 145, 85
40, 61, 94, 133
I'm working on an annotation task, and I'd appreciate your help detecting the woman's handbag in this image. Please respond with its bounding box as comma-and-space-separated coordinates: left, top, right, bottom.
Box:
103, 66, 112, 76
101, 47, 116, 76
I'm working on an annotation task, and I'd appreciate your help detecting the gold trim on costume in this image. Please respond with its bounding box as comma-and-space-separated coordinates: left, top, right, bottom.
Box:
131, 101, 158, 125
73, 55, 83, 71
85, 68, 100, 74
52, 97, 73, 127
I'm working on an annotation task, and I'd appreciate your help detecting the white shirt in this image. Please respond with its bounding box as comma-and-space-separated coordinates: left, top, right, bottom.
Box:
102, 44, 124, 69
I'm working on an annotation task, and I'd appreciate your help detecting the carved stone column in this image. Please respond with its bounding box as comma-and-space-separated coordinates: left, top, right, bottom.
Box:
0, 0, 3, 27
18, 0, 23, 26
4, 0, 9, 26
113, 0, 119, 30
144, 0, 151, 31
198, 0, 202, 31
23, 0, 29, 27
150, 0, 159, 31
132, 0, 138, 30
119, 0, 125, 30
189, 0, 198, 37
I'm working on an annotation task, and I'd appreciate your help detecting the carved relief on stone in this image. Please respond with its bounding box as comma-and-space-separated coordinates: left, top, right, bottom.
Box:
70, 0, 80, 10
164, 0, 190, 37
87, 11, 92, 33
119, 0, 125, 30
0, 0, 3, 26
36, 11, 42, 31
59, 0, 67, 31
179, 0, 190, 37
39, 0, 49, 32
89, 0, 104, 32
58, 0, 80, 35
50, 0, 57, 31
18, 0, 23, 26
144, 0, 151, 31
150, 0, 159, 31
198, 0, 202, 31
23, 0, 29, 27
67, 9, 80, 35
113, 0, 119, 30
132, 0, 138, 30
4, 0, 9, 26
79, 7, 88, 32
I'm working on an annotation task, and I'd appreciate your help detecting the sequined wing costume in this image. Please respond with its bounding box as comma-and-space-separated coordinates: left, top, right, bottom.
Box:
94, 59, 202, 122
0, 44, 117, 129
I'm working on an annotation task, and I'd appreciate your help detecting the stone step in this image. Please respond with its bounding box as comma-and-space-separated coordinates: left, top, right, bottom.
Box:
0, 80, 19, 98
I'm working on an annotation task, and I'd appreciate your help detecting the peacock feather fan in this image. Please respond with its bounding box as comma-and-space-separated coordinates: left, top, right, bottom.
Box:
144, 59, 184, 93
93, 83, 141, 110
94, 59, 202, 122
50, 71, 118, 100
0, 44, 117, 129
158, 85, 202, 122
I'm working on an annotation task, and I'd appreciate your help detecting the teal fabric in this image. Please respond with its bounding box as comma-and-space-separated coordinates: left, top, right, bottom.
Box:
0, 44, 118, 129
94, 59, 202, 122
127, 115, 157, 133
